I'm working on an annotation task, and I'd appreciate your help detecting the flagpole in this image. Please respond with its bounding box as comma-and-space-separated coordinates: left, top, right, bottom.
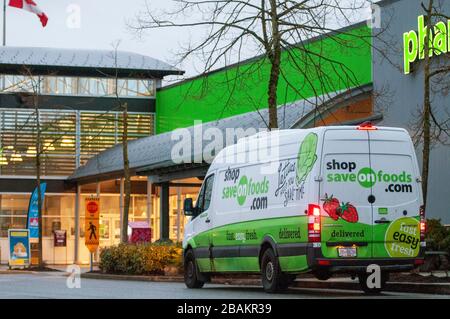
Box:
2, 0, 5, 46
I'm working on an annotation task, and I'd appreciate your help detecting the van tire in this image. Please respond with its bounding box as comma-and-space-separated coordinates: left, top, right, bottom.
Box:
261, 248, 286, 293
184, 249, 205, 289
278, 274, 296, 290
314, 270, 332, 281
358, 272, 388, 294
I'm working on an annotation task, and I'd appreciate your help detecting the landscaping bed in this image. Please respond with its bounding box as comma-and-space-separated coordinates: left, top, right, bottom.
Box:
99, 242, 183, 276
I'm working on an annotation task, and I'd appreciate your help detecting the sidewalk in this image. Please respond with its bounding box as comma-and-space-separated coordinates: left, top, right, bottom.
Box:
47, 265, 100, 273
0, 264, 100, 274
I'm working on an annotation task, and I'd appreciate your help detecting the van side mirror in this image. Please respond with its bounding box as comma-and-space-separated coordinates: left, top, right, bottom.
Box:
184, 198, 195, 216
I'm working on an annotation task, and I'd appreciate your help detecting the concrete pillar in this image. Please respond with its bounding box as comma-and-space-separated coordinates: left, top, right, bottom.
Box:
74, 184, 81, 264
95, 181, 100, 261
75, 111, 81, 168
160, 182, 170, 241
119, 178, 124, 240
96, 182, 100, 197
176, 187, 181, 242
146, 179, 153, 238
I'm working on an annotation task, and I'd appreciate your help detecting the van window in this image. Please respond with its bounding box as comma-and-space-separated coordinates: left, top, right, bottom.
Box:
196, 174, 215, 213
203, 175, 215, 211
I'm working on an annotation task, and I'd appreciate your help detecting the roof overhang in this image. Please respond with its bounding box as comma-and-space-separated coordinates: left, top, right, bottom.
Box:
0, 64, 184, 78
0, 46, 184, 78
69, 84, 373, 184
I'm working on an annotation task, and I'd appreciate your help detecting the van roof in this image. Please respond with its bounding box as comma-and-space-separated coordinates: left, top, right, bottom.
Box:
234, 125, 408, 145
209, 126, 410, 172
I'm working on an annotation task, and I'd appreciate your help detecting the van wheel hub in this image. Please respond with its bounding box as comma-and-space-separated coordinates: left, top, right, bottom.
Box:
266, 262, 274, 281
187, 261, 194, 278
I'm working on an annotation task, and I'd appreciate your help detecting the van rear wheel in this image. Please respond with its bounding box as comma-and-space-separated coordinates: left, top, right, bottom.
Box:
184, 249, 205, 289
261, 248, 288, 293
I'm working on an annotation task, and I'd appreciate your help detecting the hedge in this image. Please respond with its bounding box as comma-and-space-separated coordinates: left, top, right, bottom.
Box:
99, 243, 183, 275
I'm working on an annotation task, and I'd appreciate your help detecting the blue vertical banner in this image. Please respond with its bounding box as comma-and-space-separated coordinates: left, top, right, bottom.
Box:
27, 183, 47, 241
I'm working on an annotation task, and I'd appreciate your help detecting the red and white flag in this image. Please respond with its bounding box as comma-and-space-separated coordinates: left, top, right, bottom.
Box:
8, 0, 48, 27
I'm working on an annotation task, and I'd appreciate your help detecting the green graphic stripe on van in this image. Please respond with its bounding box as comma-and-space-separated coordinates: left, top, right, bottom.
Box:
187, 215, 420, 258
186, 215, 309, 250
197, 257, 260, 273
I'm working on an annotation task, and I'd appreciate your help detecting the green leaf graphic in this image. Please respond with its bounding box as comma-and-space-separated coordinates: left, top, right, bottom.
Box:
296, 133, 318, 183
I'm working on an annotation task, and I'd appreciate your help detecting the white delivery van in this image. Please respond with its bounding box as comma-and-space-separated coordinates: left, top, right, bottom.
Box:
182, 123, 425, 293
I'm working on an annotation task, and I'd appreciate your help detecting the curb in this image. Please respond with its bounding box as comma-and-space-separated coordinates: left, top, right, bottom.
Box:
0, 270, 40, 275
81, 273, 184, 283
293, 280, 450, 295
81, 273, 450, 295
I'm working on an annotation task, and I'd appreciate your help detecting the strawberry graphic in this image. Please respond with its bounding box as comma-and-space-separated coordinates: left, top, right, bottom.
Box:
323, 194, 340, 221
337, 202, 359, 223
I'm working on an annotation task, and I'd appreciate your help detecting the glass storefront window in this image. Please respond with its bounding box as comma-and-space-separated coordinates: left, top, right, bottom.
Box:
0, 195, 28, 237
0, 109, 153, 176
43, 76, 57, 94
0, 74, 154, 98
78, 78, 90, 95
138, 79, 154, 96
0, 194, 75, 238
42, 195, 75, 237
127, 80, 138, 97
133, 196, 147, 219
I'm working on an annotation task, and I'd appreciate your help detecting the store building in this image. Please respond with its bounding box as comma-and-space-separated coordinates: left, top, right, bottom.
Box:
0, 46, 183, 264
1, 0, 449, 265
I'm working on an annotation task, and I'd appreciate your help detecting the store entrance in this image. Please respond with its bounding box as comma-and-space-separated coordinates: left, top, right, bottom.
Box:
99, 215, 121, 247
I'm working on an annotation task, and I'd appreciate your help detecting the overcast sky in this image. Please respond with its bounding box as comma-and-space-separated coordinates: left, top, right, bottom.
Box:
4, 0, 372, 82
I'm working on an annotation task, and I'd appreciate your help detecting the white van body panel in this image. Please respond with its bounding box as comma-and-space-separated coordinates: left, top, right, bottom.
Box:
183, 126, 424, 275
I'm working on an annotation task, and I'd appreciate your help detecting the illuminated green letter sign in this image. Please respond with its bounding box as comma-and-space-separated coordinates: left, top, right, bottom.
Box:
403, 15, 450, 74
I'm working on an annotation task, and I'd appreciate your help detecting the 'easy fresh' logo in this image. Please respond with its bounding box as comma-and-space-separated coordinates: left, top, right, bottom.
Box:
385, 218, 420, 258
222, 175, 269, 207
326, 160, 413, 192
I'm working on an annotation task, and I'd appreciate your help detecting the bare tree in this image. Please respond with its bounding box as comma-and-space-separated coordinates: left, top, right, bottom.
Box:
132, 0, 371, 130
110, 41, 132, 243
412, 0, 450, 207
10, 67, 125, 266
27, 68, 45, 269
19, 67, 76, 268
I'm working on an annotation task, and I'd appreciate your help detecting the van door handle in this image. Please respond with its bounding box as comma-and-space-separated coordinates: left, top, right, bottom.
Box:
374, 219, 391, 224
205, 218, 211, 223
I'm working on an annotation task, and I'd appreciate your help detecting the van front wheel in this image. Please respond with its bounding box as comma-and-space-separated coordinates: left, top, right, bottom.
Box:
184, 250, 205, 289
261, 248, 286, 293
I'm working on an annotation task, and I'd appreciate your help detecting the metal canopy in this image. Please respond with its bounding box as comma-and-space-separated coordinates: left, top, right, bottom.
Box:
69, 84, 372, 184
0, 46, 184, 77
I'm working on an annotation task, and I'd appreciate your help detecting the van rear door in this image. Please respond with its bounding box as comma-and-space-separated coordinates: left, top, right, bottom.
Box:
368, 129, 422, 259
320, 129, 374, 259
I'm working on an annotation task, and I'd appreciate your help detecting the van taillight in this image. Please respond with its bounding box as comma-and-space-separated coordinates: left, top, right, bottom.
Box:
420, 205, 426, 241
308, 204, 321, 243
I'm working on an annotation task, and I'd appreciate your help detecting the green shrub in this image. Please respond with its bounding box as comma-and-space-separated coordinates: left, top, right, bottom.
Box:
99, 243, 183, 275
425, 219, 450, 253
